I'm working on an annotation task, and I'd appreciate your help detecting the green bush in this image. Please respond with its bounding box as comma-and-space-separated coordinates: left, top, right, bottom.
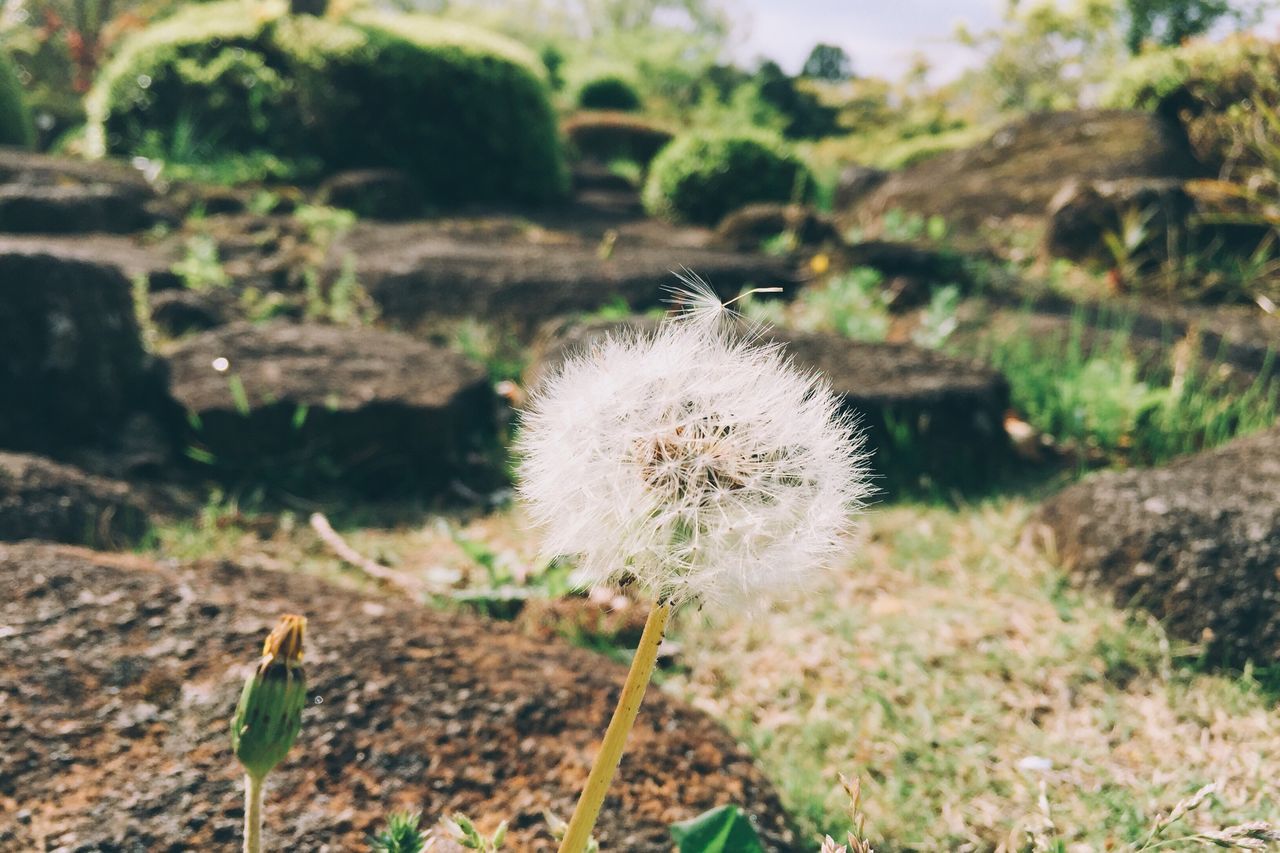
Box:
642, 132, 811, 225
0, 49, 34, 148
576, 74, 642, 111
87, 3, 567, 203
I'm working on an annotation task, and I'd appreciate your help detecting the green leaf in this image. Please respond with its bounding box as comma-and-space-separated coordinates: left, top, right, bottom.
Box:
669, 805, 765, 853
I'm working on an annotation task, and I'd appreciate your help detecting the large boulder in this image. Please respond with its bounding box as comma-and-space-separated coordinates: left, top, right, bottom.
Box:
0, 234, 182, 292
163, 322, 497, 495
0, 452, 150, 547
339, 221, 796, 331
527, 318, 1013, 493
715, 203, 839, 251
0, 543, 798, 851
844, 110, 1207, 235
0, 148, 165, 234
1035, 427, 1280, 665
0, 245, 167, 453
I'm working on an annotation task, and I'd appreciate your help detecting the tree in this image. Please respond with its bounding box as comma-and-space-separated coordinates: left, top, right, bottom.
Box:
801, 43, 853, 81
1124, 0, 1237, 52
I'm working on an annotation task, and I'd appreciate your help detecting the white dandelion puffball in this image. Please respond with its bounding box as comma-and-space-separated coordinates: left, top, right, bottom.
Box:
517, 285, 872, 608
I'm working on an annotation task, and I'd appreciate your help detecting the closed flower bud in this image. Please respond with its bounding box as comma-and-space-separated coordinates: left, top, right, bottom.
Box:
231, 614, 307, 781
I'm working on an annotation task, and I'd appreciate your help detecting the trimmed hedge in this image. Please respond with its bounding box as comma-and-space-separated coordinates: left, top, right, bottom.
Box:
0, 50, 34, 148
576, 74, 642, 111
642, 132, 811, 225
563, 111, 673, 165
87, 3, 568, 203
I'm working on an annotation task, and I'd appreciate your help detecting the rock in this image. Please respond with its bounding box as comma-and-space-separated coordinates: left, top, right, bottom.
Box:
1043, 178, 1195, 267
163, 322, 497, 495
833, 164, 888, 210
0, 234, 182, 292
0, 245, 166, 453
0, 452, 150, 547
340, 221, 796, 331
836, 240, 977, 309
1034, 427, 1280, 665
149, 288, 234, 336
0, 543, 798, 851
845, 110, 1207, 235
316, 169, 424, 221
0, 149, 166, 234
715, 203, 839, 251
527, 318, 1013, 493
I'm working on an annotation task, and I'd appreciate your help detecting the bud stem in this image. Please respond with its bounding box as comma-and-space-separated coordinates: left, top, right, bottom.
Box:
244, 772, 265, 853
557, 601, 672, 853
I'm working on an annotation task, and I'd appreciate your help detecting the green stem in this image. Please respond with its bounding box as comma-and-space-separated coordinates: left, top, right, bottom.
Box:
557, 602, 672, 853
244, 772, 264, 853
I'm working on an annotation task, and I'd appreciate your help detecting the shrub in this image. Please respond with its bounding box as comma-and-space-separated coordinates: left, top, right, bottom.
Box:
576, 74, 643, 111
87, 2, 567, 203
1102, 34, 1280, 172
642, 132, 811, 225
562, 111, 673, 165
0, 49, 34, 148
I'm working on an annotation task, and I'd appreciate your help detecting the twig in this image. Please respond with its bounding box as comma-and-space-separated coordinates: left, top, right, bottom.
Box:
309, 512, 425, 598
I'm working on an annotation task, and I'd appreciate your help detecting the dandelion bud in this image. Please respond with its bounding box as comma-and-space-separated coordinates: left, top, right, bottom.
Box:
231, 614, 307, 781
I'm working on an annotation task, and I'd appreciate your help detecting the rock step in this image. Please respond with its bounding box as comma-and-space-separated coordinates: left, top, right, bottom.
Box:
163, 322, 498, 496
0, 452, 150, 547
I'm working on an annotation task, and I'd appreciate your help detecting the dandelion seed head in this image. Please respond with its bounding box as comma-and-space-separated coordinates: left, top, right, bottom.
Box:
516, 279, 872, 608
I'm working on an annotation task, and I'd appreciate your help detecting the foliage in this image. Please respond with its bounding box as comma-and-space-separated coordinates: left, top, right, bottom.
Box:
1123, 0, 1255, 53
642, 131, 811, 225
563, 110, 673, 164
953, 0, 1125, 113
0, 47, 33, 147
87, 2, 567, 203
742, 267, 892, 342
576, 73, 642, 111
979, 311, 1279, 465
801, 43, 854, 82
669, 805, 765, 853
753, 60, 841, 139
369, 811, 426, 853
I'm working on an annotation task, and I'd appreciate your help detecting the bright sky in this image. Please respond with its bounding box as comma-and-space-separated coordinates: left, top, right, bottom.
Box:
735, 0, 1280, 81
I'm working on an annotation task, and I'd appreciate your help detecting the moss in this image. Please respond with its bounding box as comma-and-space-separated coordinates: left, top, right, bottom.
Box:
576, 75, 642, 112
87, 1, 567, 203
0, 49, 35, 149
642, 132, 811, 225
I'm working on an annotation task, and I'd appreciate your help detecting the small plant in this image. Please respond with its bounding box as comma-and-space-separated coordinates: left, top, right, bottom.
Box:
912, 284, 961, 349
369, 811, 427, 853
442, 813, 508, 851
517, 282, 870, 852
670, 805, 765, 853
741, 268, 892, 342
231, 614, 308, 853
173, 234, 231, 292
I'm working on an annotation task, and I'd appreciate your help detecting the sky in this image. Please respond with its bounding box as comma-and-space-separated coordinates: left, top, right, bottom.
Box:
734, 0, 1280, 82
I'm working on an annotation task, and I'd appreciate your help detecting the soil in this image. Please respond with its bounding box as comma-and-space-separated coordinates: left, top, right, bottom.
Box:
0, 543, 798, 852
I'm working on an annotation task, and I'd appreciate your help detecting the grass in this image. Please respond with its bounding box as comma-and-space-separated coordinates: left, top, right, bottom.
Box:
968, 310, 1279, 466
665, 500, 1280, 850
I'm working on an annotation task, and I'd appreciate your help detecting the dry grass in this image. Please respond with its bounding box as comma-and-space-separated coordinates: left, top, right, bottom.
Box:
665, 500, 1280, 851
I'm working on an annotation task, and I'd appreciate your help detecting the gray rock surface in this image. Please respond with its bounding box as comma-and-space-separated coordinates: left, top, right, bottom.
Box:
1035, 426, 1280, 664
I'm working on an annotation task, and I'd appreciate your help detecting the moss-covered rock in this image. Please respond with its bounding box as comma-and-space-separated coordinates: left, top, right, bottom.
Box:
0, 50, 34, 149
1102, 35, 1280, 172
88, 2, 567, 203
642, 132, 811, 225
562, 111, 673, 165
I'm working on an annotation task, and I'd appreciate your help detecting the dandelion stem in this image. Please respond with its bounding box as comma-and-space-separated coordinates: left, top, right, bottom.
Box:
244, 772, 264, 853
558, 601, 672, 853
